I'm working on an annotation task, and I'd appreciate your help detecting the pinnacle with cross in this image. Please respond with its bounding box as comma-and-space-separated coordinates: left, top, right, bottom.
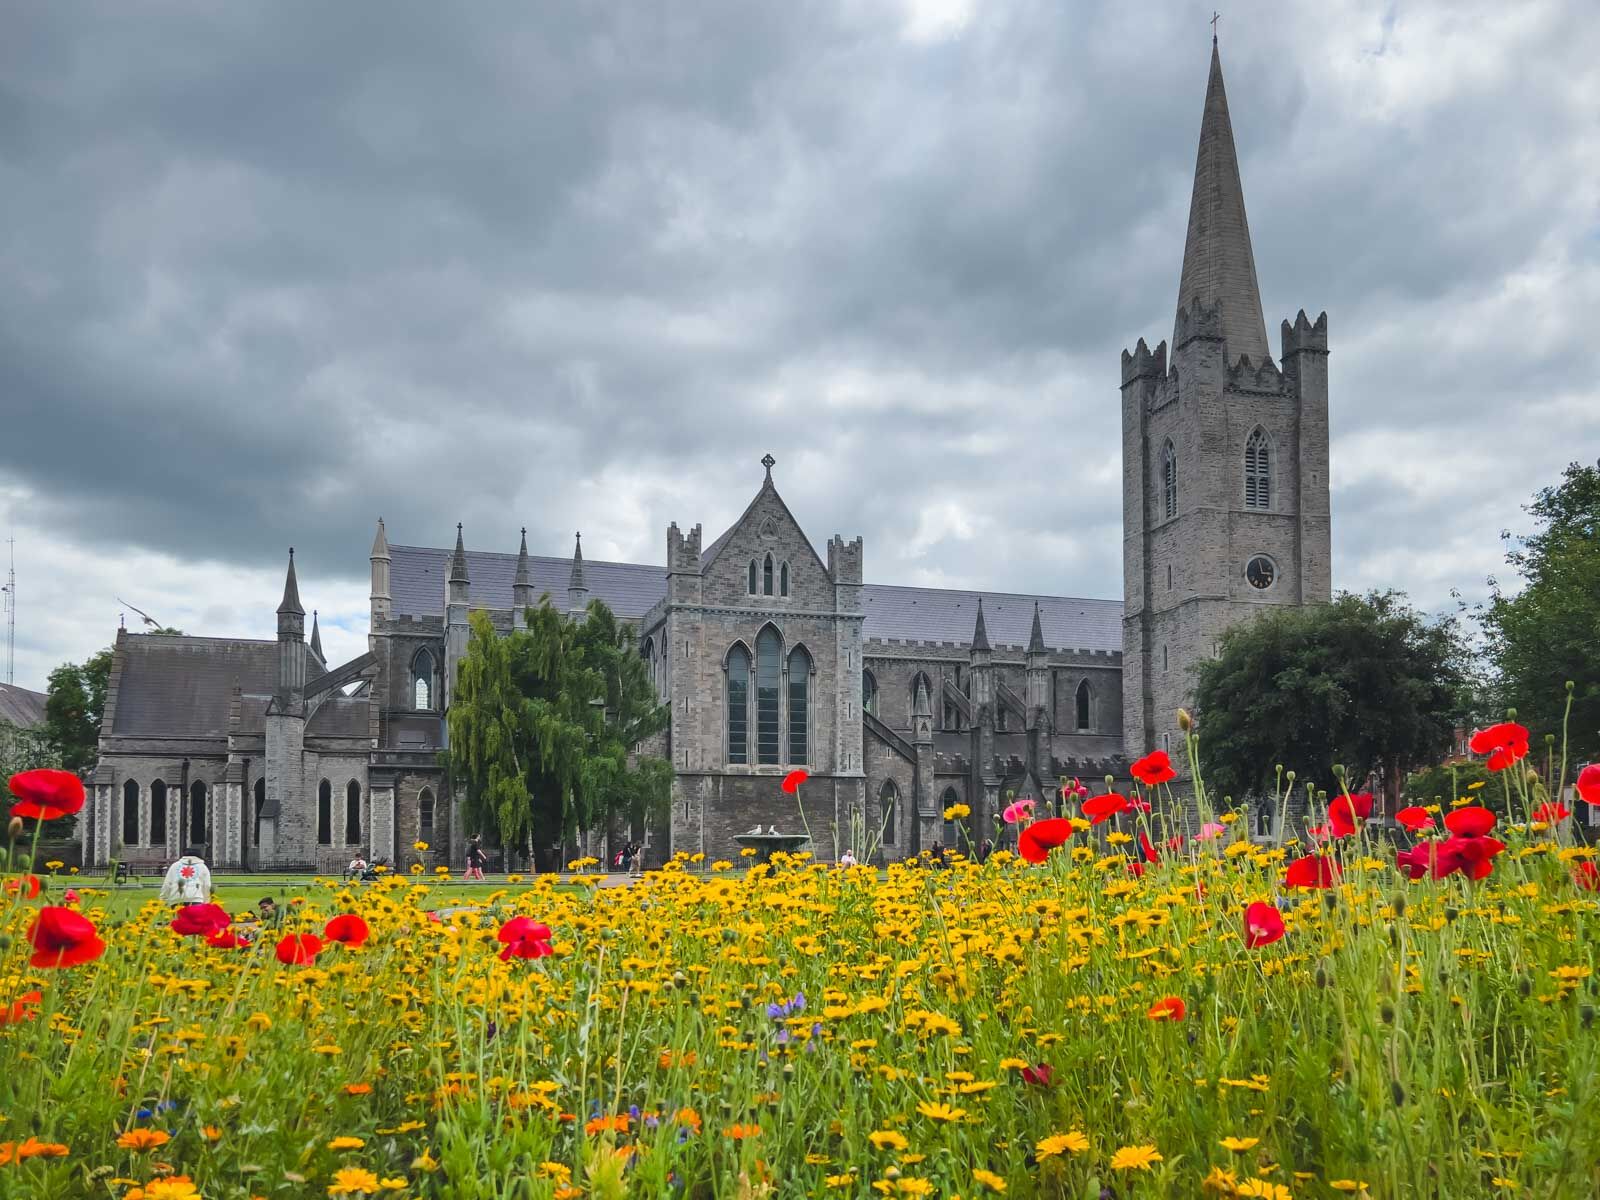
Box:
761, 453, 776, 480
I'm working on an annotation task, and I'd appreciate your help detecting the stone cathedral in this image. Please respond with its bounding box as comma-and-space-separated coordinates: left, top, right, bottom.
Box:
82, 40, 1331, 873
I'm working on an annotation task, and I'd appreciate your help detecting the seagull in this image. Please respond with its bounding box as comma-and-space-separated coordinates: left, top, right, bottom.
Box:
117, 597, 162, 628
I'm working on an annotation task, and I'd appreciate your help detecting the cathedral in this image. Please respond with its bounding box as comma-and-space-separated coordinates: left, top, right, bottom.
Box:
81, 40, 1331, 872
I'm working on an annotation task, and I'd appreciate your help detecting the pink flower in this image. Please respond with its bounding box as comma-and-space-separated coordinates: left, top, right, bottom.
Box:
1002, 799, 1036, 825
1197, 822, 1226, 841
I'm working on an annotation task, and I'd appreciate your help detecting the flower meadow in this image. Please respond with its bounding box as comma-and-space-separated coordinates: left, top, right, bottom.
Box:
3, 749, 1600, 1200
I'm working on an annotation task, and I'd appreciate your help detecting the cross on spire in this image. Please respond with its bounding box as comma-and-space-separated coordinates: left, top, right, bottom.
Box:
761, 453, 776, 480
1211, 10, 1221, 40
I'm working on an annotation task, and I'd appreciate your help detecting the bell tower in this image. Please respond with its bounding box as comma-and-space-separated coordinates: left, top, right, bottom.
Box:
1121, 37, 1332, 767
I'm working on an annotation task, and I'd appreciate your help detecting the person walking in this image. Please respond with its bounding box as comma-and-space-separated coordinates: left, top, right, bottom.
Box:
159, 854, 212, 906
464, 837, 487, 881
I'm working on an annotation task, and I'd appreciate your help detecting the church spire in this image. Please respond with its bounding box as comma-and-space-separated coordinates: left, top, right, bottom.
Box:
1174, 37, 1270, 365
277, 548, 304, 617
448, 524, 470, 585
309, 609, 323, 660
970, 597, 990, 652
1027, 601, 1047, 654
568, 532, 589, 616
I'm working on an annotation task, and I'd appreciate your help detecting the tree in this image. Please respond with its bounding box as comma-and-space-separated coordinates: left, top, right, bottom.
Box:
1481, 459, 1600, 766
43, 646, 113, 772
447, 599, 671, 866
1195, 591, 1470, 810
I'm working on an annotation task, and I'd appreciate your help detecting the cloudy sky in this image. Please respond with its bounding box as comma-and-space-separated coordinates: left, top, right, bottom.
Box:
2, 0, 1596, 689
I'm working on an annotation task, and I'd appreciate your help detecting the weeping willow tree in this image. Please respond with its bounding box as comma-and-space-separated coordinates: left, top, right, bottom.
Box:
447, 600, 671, 863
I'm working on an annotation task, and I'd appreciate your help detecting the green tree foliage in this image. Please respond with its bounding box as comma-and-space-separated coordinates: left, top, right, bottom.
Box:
1402, 759, 1506, 813
1482, 459, 1600, 765
1195, 591, 1470, 806
447, 599, 671, 861
44, 646, 113, 772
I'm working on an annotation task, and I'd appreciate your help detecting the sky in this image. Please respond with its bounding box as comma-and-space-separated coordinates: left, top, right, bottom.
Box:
2, 0, 1597, 690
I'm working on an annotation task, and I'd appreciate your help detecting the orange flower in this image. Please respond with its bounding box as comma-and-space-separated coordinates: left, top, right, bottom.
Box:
1147, 995, 1187, 1021
0, 1138, 70, 1164
584, 1114, 630, 1136
116, 1128, 172, 1151
724, 1123, 761, 1139
343, 1083, 374, 1096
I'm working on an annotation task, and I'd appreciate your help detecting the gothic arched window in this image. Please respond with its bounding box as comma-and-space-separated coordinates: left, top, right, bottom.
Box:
1244, 427, 1271, 509
346, 780, 362, 844
188, 780, 207, 849
150, 780, 167, 846
1075, 679, 1092, 731
762, 553, 774, 596
122, 779, 140, 846
413, 649, 435, 710
755, 626, 781, 764
748, 560, 758, 594
418, 787, 435, 837
726, 644, 751, 765
879, 779, 898, 844
780, 562, 789, 597
788, 645, 812, 765
862, 669, 878, 717
254, 776, 266, 845
1162, 440, 1178, 520
317, 779, 333, 845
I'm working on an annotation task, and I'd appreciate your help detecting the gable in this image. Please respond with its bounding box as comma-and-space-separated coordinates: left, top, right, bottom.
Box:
699, 482, 831, 605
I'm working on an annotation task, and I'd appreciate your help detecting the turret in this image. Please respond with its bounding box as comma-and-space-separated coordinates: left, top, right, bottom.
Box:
275, 548, 307, 710
567, 532, 588, 618
513, 527, 534, 624
666, 522, 703, 605
309, 609, 323, 664
911, 672, 933, 746
369, 517, 391, 625
967, 598, 992, 705
447, 523, 470, 609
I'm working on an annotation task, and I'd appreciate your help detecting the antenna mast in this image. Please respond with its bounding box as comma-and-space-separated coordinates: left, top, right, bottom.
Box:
2, 539, 14, 686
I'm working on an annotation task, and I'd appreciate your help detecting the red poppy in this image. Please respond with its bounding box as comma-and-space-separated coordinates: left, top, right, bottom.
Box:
1573, 861, 1600, 893
26, 906, 106, 968
8, 769, 86, 821
3, 874, 40, 899
1243, 901, 1285, 948
275, 933, 322, 965
1531, 801, 1571, 823
0, 990, 42, 1026
1578, 764, 1600, 806
1138, 830, 1161, 864
1130, 750, 1177, 787
497, 916, 554, 961
1125, 860, 1148, 878
1146, 995, 1186, 1021
1020, 1062, 1053, 1086
1284, 854, 1341, 889
170, 904, 231, 938
324, 914, 370, 947
1443, 834, 1507, 881
1081, 794, 1130, 826
1395, 806, 1433, 832
1017, 817, 1073, 864
1469, 722, 1530, 772
781, 770, 809, 795
1444, 806, 1496, 838
1328, 792, 1373, 838
206, 930, 250, 949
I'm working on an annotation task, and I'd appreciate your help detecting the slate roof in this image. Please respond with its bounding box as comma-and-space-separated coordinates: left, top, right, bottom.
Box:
391, 546, 1122, 652
110, 634, 356, 740
0, 682, 47, 729
111, 636, 277, 738
389, 545, 666, 620
859, 585, 1122, 653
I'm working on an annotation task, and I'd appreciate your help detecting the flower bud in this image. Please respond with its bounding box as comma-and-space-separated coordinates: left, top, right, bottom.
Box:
1517, 976, 1532, 998
1332, 764, 1346, 779
1286, 771, 1296, 783
1506, 707, 1517, 720
1390, 1080, 1406, 1108
1566, 680, 1576, 693
1177, 708, 1192, 732
1390, 893, 1407, 918
1104, 775, 1115, 788
1379, 1002, 1394, 1025
6, 817, 21, 840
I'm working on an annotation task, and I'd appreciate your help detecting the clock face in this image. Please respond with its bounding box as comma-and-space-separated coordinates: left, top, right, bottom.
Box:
1246, 556, 1276, 590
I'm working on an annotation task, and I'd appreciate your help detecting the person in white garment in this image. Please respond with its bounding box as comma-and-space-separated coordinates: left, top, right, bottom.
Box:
158, 855, 213, 905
